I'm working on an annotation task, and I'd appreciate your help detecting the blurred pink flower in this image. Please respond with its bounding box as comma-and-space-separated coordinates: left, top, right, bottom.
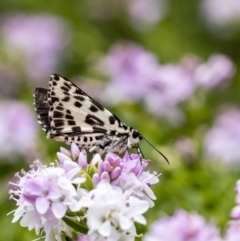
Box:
230, 180, 240, 220
146, 64, 195, 108
1, 14, 69, 81
204, 107, 240, 164
143, 210, 221, 241
175, 136, 196, 162
194, 54, 235, 90
201, 0, 240, 29
76, 236, 89, 241
144, 64, 195, 124
98, 42, 235, 125
0, 101, 37, 158
225, 224, 240, 241
126, 0, 168, 31
98, 42, 159, 103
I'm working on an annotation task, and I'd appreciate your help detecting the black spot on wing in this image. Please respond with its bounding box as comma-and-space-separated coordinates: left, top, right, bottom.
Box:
90, 99, 104, 111
53, 111, 64, 118
54, 120, 64, 128
84, 137, 87, 142
65, 114, 74, 120
63, 91, 70, 96
74, 96, 85, 102
61, 86, 69, 92
109, 116, 115, 125
51, 97, 60, 104
68, 120, 76, 126
93, 127, 107, 133
110, 130, 116, 136
72, 126, 81, 132
52, 74, 60, 81
74, 101, 82, 108
85, 114, 104, 126
63, 82, 71, 89
74, 89, 84, 95
89, 105, 98, 112
62, 96, 70, 102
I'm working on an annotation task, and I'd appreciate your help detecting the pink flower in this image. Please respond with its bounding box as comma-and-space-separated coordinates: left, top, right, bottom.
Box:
194, 54, 235, 90
175, 136, 196, 162
0, 101, 37, 158
1, 14, 69, 81
230, 180, 240, 220
201, 0, 240, 29
225, 224, 240, 241
204, 107, 240, 164
143, 210, 221, 241
126, 0, 168, 31
98, 42, 159, 103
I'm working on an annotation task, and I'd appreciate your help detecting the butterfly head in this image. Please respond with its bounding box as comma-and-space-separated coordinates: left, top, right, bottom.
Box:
128, 128, 142, 147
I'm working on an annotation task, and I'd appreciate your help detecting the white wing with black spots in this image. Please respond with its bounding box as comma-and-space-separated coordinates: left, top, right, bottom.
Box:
34, 74, 142, 154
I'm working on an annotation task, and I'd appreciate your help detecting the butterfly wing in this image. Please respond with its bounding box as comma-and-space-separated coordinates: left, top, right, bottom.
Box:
34, 74, 130, 153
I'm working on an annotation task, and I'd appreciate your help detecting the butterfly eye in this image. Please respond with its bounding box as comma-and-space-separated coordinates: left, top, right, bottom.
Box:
132, 130, 140, 139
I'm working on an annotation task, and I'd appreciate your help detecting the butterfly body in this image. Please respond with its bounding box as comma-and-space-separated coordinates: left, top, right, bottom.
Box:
34, 74, 142, 154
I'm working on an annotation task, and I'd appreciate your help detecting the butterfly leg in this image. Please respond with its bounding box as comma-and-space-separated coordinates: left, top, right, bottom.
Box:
137, 144, 144, 159
127, 147, 133, 160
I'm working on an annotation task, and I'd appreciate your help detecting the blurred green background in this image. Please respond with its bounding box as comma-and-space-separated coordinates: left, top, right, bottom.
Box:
1, 0, 240, 240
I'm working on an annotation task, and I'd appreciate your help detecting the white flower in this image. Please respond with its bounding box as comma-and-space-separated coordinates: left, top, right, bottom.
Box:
80, 181, 149, 241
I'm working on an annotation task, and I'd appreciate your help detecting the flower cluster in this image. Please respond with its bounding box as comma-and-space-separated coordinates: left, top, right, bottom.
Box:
200, 0, 240, 33
0, 101, 37, 159
230, 180, 240, 220
1, 13, 69, 81
222, 179, 240, 241
9, 143, 159, 241
98, 42, 235, 124
125, 0, 168, 31
204, 107, 240, 164
143, 210, 222, 241
224, 224, 240, 241
85, 0, 167, 31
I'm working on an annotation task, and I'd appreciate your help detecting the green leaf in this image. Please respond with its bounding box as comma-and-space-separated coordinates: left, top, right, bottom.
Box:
63, 216, 88, 234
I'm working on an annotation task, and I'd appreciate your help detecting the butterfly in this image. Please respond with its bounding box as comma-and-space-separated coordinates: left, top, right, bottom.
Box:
34, 74, 168, 163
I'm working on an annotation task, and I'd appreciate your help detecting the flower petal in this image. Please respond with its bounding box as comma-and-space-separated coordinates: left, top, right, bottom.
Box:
52, 202, 67, 219
99, 220, 111, 237
35, 197, 50, 214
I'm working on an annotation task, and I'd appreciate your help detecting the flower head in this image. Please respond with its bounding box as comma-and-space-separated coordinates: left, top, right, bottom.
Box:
10, 144, 157, 241
98, 42, 159, 103
224, 224, 240, 241
143, 210, 222, 241
194, 54, 235, 90
126, 0, 168, 31
80, 181, 149, 241
9, 158, 86, 240
204, 107, 240, 164
0, 101, 37, 159
2, 13, 69, 81
201, 0, 240, 30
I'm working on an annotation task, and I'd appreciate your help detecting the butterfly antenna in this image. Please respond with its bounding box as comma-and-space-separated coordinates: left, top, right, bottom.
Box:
141, 136, 169, 165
